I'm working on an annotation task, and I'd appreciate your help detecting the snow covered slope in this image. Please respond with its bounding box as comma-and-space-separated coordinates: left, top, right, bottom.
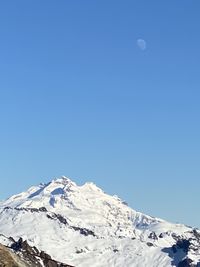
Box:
0, 176, 200, 267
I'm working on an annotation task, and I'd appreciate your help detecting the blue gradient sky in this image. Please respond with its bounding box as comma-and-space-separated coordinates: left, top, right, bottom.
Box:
0, 1, 200, 227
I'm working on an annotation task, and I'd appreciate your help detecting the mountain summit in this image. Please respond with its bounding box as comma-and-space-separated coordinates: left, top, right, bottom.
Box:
0, 176, 200, 267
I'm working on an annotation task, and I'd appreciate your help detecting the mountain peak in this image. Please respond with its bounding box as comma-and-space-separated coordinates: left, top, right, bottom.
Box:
51, 176, 77, 187
81, 182, 103, 193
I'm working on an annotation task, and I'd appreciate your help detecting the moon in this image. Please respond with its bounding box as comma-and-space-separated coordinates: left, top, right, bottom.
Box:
137, 39, 146, 50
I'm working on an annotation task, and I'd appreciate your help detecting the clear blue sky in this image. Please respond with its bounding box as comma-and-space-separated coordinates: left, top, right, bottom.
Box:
0, 1, 200, 227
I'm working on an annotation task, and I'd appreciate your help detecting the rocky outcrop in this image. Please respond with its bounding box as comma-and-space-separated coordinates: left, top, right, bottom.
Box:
1, 237, 74, 267
148, 231, 158, 240
162, 234, 200, 267
0, 243, 28, 267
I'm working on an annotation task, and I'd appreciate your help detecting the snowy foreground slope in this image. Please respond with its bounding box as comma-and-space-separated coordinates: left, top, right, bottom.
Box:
0, 176, 200, 267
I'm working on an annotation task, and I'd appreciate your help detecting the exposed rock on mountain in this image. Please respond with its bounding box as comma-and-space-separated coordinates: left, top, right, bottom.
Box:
0, 242, 27, 267
0, 236, 74, 267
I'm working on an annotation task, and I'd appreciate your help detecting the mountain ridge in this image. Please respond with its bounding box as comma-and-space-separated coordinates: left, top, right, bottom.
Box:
0, 176, 199, 267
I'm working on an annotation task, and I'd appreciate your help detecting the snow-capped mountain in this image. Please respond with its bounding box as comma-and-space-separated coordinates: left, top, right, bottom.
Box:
0, 176, 199, 267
